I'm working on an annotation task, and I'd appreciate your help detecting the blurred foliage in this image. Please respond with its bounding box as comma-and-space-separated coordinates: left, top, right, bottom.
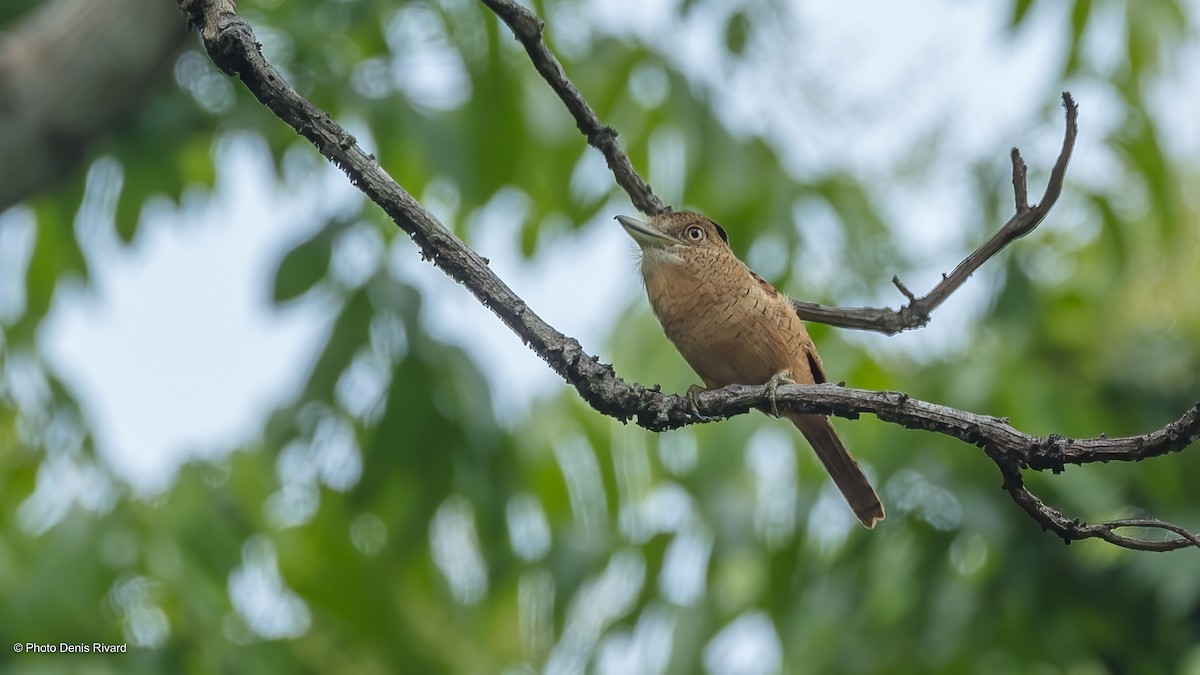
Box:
2, 0, 1200, 674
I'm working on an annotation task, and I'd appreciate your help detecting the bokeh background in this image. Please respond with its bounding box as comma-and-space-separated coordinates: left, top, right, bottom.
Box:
1, 0, 1199, 672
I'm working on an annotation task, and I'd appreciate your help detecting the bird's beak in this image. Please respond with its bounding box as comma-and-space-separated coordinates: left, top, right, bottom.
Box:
616, 215, 674, 249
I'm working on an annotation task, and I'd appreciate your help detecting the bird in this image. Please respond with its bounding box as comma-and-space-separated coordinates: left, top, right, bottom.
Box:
617, 211, 884, 528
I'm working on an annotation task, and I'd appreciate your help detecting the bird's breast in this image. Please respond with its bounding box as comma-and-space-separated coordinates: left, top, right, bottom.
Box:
641, 251, 806, 388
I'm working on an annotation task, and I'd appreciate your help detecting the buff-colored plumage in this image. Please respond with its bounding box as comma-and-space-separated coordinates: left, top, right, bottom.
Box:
619, 211, 884, 527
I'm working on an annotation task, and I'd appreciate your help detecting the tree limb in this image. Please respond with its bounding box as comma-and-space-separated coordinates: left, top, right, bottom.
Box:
177, 0, 1198, 552
176, 0, 657, 420
656, 383, 1200, 552
482, 0, 1078, 336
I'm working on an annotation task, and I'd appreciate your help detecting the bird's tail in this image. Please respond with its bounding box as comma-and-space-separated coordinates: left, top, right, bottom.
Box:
786, 412, 885, 528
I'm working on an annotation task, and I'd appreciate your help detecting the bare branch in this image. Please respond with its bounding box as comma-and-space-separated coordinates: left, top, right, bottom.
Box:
178, 1, 1198, 552
176, 0, 657, 420
678, 384, 1200, 552
480, 0, 1078, 336
1000, 476, 1200, 553
676, 384, 1200, 467
480, 0, 667, 216
791, 93, 1079, 334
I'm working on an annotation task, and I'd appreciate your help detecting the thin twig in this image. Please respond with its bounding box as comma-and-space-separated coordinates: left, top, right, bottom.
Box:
997, 469, 1198, 552
791, 93, 1079, 334
178, 1, 1198, 552
480, 0, 667, 216
891, 275, 917, 303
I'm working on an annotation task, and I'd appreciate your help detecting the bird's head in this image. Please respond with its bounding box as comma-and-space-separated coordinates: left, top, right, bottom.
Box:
615, 211, 730, 270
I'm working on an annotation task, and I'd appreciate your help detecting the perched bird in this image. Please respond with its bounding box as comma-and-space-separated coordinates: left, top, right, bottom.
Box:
617, 211, 884, 528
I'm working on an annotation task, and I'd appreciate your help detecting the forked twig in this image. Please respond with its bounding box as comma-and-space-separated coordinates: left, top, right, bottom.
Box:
791, 94, 1078, 333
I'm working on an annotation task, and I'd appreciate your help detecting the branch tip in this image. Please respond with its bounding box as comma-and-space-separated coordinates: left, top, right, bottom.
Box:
891, 275, 917, 303
1010, 148, 1029, 209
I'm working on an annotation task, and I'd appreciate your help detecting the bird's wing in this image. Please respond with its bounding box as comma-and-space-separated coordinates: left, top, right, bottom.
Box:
804, 341, 827, 384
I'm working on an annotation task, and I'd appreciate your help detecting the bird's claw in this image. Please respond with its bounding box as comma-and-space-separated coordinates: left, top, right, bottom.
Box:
685, 384, 712, 420
765, 371, 794, 418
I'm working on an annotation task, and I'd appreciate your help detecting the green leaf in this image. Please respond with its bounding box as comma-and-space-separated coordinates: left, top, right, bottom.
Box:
1009, 0, 1036, 28
725, 12, 751, 57
272, 221, 348, 303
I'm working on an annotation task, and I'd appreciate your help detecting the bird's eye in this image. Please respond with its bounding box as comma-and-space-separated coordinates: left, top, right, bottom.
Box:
686, 226, 704, 241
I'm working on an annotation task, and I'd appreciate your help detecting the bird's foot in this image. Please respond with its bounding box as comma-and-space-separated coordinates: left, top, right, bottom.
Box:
685, 384, 711, 420
765, 371, 795, 418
